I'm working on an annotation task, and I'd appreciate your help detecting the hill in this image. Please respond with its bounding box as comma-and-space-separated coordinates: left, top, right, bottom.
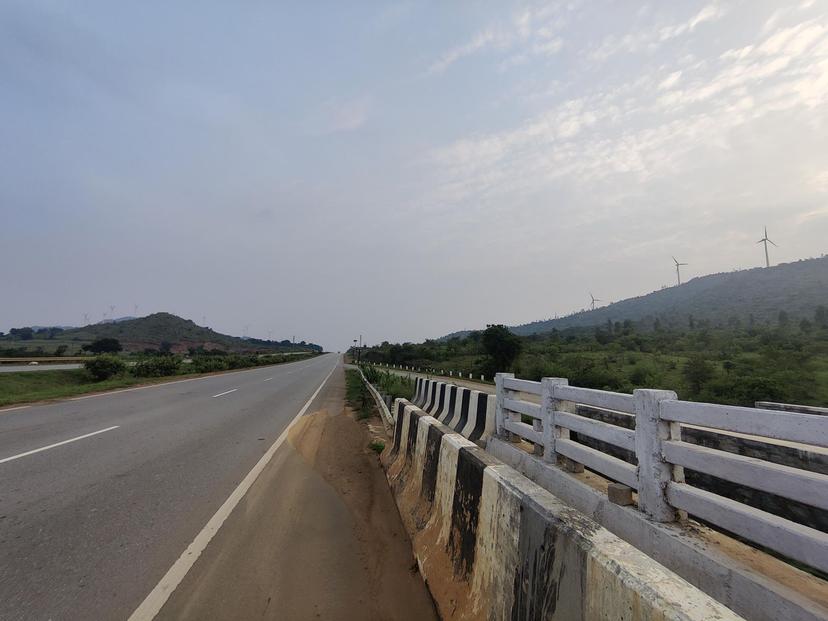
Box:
0, 313, 322, 355
445, 256, 828, 338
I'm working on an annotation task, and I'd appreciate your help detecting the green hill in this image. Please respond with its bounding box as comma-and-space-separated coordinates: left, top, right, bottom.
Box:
1, 313, 322, 355
444, 257, 828, 338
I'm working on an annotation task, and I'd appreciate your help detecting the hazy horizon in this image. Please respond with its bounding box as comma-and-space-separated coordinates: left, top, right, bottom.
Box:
3, 1, 828, 351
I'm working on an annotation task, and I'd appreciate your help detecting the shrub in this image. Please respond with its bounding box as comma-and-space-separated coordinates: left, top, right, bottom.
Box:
85, 355, 126, 381
83, 338, 123, 354
132, 356, 180, 377
191, 356, 229, 373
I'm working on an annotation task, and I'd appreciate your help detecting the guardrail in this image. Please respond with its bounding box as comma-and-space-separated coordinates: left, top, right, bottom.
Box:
495, 372, 828, 574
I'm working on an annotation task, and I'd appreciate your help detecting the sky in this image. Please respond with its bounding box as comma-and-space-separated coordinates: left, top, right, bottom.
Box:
2, 1, 828, 351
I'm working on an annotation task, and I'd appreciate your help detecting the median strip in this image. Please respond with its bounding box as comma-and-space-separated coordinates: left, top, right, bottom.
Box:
211, 389, 238, 398
0, 426, 120, 465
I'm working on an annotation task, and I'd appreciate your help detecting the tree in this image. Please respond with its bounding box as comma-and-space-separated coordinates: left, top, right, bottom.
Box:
816, 305, 828, 328
481, 324, 522, 373
683, 356, 715, 395
10, 327, 34, 340
54, 345, 68, 356
777, 310, 789, 328
83, 338, 123, 354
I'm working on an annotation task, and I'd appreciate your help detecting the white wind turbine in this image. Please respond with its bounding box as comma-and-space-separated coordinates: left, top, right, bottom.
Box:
757, 226, 777, 268
672, 256, 688, 286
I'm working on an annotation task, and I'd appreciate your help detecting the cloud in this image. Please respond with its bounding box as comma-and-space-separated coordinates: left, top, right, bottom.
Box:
427, 3, 574, 75
312, 95, 373, 134
428, 29, 500, 75
589, 3, 726, 62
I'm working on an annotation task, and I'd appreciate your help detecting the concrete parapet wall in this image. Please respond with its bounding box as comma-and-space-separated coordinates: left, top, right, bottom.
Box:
410, 379, 495, 447
385, 398, 743, 621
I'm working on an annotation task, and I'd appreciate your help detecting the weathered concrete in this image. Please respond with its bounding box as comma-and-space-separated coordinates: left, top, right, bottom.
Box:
488, 437, 828, 621
385, 399, 743, 621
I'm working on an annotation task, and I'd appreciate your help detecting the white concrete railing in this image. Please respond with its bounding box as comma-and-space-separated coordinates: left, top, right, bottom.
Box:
494, 372, 828, 574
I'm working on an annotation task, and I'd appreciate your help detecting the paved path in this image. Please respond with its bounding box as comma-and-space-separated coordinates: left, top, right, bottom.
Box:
0, 354, 347, 620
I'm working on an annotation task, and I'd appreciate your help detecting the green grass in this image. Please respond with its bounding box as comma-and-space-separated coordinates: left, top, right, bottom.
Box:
345, 369, 375, 420
0, 369, 190, 407
0, 355, 317, 407
369, 440, 385, 454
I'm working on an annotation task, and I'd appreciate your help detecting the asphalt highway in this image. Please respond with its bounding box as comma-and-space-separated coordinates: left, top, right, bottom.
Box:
0, 353, 338, 620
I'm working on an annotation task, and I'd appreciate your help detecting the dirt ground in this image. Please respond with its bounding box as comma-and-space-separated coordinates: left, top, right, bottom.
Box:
157, 366, 438, 620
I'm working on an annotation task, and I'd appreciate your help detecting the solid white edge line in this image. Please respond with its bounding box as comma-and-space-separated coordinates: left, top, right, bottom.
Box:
127, 361, 338, 621
211, 388, 238, 398
0, 426, 120, 465
0, 405, 31, 413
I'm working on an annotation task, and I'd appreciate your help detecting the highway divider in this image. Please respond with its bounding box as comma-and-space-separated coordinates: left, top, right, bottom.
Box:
383, 398, 742, 621
412, 377, 495, 447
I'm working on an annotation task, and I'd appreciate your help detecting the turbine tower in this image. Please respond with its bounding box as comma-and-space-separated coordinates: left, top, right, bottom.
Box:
672, 256, 688, 286
757, 226, 777, 268
589, 292, 602, 311
83, 312, 89, 324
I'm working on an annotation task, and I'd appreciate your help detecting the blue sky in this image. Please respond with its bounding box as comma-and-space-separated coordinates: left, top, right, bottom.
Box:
2, 1, 827, 350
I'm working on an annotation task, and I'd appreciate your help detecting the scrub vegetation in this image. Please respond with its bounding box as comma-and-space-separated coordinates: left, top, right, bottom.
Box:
345, 369, 376, 420
359, 309, 828, 407
361, 365, 415, 400
0, 352, 319, 407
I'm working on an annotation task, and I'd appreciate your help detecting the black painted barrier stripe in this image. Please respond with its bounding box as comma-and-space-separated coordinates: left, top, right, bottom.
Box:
469, 394, 490, 442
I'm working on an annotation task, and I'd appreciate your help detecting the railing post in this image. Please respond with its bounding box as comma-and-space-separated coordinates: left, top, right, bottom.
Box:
540, 378, 568, 464
634, 389, 679, 522
495, 373, 514, 438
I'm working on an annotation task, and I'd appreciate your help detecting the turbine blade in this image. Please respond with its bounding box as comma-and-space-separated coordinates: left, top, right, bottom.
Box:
768, 239, 778, 246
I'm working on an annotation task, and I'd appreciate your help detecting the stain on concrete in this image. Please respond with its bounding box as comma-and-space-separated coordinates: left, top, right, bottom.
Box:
422, 425, 445, 504
448, 447, 499, 579
392, 402, 406, 455
407, 410, 421, 458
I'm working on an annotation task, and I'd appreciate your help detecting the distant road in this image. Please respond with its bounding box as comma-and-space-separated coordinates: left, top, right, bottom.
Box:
0, 363, 83, 373
0, 353, 338, 620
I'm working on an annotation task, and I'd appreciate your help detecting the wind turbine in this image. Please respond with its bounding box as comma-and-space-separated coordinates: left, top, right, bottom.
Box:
109, 305, 116, 319
757, 226, 777, 268
133, 303, 139, 316
672, 256, 688, 286
83, 313, 90, 325
589, 292, 602, 311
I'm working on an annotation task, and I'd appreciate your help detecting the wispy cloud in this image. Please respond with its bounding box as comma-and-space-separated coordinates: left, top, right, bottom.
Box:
311, 95, 374, 134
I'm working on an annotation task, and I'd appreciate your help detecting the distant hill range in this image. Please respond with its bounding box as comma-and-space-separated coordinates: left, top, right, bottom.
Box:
444, 257, 828, 339
2, 312, 322, 354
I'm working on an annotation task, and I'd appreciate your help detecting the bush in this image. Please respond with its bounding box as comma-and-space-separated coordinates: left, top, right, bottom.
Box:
191, 356, 229, 373
132, 356, 180, 377
83, 338, 123, 354
85, 355, 126, 381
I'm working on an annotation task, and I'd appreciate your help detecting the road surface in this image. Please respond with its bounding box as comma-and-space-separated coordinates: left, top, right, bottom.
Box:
0, 363, 83, 373
0, 354, 362, 620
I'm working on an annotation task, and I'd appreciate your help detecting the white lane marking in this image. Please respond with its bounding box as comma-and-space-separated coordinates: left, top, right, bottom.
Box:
0, 426, 120, 465
263, 378, 273, 382
127, 362, 337, 621
67, 356, 331, 402
0, 405, 31, 414
211, 389, 238, 398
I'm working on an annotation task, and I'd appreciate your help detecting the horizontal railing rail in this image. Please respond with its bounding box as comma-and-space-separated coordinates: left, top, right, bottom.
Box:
494, 372, 828, 574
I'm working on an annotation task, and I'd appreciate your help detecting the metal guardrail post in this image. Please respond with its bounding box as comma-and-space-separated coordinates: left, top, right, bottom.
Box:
634, 388, 679, 522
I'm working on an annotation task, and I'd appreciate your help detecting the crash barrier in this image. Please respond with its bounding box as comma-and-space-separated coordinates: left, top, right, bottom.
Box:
411, 377, 495, 446
383, 399, 742, 621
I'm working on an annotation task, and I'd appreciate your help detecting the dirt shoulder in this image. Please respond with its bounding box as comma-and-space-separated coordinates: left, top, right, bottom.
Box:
156, 365, 437, 621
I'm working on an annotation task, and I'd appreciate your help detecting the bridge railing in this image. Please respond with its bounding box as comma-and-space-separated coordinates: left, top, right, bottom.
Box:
495, 373, 828, 574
